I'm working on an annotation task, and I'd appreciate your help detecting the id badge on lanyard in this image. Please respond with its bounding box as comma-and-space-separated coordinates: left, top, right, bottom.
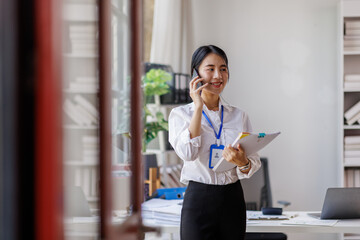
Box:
202, 106, 225, 169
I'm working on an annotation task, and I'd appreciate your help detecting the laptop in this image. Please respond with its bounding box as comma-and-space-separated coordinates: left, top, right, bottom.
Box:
309, 188, 360, 219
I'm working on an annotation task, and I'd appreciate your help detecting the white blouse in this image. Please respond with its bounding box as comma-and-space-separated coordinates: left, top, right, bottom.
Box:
168, 99, 261, 185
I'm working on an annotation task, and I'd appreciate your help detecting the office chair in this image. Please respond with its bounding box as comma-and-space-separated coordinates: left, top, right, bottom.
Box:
241, 158, 288, 240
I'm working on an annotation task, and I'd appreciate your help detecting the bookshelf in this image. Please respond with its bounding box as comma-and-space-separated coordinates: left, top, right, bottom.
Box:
340, 0, 360, 186
340, 2, 360, 239
62, 0, 99, 209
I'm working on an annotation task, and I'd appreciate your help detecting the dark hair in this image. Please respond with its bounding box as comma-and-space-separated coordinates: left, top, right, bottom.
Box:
190, 45, 229, 78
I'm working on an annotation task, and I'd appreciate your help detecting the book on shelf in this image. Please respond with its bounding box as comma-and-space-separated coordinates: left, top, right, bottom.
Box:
82, 135, 99, 162
76, 77, 97, 84
345, 20, 360, 30
69, 24, 97, 33
346, 169, 355, 187
345, 144, 360, 150
344, 40, 360, 47
344, 101, 360, 121
344, 74, 360, 82
83, 168, 91, 197
75, 104, 96, 125
64, 99, 90, 126
74, 94, 99, 119
344, 150, 360, 158
344, 157, 360, 166
69, 82, 98, 92
345, 169, 360, 188
346, 111, 360, 125
345, 29, 360, 36
355, 169, 360, 188
344, 135, 360, 145
344, 82, 360, 90
63, 3, 97, 22
91, 168, 98, 197
68, 23, 98, 55
344, 35, 360, 41
344, 47, 360, 52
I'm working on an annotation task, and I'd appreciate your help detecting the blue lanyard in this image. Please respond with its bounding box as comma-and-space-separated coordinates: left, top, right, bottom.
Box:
202, 105, 224, 146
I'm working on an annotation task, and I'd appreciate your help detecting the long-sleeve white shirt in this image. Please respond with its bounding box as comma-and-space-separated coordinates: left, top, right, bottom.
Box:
168, 99, 261, 185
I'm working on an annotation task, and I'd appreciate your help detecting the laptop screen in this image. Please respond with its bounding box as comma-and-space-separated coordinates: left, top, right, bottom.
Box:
321, 188, 360, 219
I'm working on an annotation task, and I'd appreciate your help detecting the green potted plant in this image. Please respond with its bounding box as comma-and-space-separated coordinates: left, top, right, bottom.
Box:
142, 68, 172, 152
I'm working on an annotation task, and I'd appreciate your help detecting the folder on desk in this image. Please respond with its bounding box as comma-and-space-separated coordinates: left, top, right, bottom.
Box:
153, 187, 187, 200
212, 132, 281, 172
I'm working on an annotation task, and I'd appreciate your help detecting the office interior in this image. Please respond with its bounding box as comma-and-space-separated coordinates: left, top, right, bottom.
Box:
1, 0, 359, 239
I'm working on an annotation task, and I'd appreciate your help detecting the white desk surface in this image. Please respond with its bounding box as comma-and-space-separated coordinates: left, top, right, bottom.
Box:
64, 211, 360, 236
144, 212, 360, 234
246, 211, 360, 234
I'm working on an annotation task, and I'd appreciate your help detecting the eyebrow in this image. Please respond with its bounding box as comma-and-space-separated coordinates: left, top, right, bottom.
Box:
204, 64, 227, 68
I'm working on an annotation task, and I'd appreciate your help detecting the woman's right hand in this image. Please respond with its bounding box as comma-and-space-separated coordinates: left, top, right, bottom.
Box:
189, 76, 208, 109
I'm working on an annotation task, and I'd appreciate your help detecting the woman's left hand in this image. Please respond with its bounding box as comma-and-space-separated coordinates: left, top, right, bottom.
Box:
222, 144, 249, 167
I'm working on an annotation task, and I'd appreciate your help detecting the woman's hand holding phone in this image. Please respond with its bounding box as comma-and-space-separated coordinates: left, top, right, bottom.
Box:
189, 69, 207, 109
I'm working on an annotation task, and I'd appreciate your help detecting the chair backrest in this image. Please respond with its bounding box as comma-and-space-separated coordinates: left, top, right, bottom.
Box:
240, 158, 272, 210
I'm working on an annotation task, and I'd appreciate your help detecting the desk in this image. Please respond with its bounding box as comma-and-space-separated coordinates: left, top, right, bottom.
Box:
246, 212, 360, 234
65, 212, 360, 239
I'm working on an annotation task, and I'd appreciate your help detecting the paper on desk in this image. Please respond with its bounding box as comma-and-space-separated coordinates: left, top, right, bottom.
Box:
142, 198, 183, 210
281, 218, 338, 226
142, 198, 182, 224
246, 211, 290, 220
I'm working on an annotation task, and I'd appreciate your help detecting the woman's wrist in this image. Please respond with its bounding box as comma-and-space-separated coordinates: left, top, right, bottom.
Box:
238, 159, 251, 172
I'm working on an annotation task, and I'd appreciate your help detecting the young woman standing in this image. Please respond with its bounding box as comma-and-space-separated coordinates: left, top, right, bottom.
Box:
169, 45, 261, 240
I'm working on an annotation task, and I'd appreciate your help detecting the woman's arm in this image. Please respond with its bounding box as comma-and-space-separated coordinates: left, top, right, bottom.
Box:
168, 108, 201, 161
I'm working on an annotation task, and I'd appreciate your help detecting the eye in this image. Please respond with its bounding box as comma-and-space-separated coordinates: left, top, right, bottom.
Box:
221, 68, 228, 72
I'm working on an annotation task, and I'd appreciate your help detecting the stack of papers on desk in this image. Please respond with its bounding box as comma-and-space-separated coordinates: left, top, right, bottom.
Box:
142, 199, 182, 225
247, 211, 290, 220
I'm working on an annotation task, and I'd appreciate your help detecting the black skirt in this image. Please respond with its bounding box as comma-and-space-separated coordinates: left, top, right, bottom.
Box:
180, 180, 247, 240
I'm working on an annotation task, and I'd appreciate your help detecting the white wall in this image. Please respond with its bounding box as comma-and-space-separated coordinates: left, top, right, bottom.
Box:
190, 0, 340, 211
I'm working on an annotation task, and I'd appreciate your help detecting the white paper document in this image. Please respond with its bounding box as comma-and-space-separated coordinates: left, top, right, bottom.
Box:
142, 198, 183, 225
213, 132, 281, 172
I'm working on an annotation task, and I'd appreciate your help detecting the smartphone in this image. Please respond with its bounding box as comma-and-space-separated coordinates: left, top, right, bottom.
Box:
192, 69, 203, 88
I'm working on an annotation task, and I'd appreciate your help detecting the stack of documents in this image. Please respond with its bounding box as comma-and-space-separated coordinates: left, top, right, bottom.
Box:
142, 199, 182, 225
246, 211, 290, 221
344, 20, 360, 52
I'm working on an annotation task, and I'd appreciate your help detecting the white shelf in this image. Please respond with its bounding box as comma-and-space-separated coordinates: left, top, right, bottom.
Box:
344, 89, 360, 92
344, 163, 360, 167
63, 0, 100, 210
63, 124, 98, 130
64, 161, 98, 166
146, 103, 183, 109
146, 149, 175, 154
344, 51, 360, 55
87, 197, 99, 202
63, 53, 98, 58
63, 88, 98, 94
343, 125, 360, 130
340, 0, 360, 200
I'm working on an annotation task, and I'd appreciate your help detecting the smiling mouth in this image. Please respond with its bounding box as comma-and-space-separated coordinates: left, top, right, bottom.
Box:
210, 82, 222, 87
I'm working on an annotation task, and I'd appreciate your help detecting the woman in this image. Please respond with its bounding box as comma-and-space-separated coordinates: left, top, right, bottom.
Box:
168, 45, 261, 240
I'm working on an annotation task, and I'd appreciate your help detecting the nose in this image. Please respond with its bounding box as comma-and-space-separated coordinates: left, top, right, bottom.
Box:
214, 69, 222, 79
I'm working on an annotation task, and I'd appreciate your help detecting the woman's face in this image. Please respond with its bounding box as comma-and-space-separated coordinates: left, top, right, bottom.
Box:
198, 53, 229, 96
